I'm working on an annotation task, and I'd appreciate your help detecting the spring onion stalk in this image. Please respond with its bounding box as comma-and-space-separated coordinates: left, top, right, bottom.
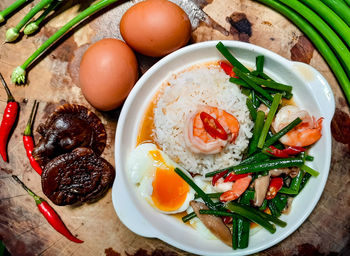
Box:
0, 0, 31, 23
11, 0, 119, 84
194, 192, 222, 199
6, 0, 54, 42
256, 55, 264, 73
257, 93, 281, 148
182, 212, 196, 223
24, 0, 62, 35
300, 164, 319, 177
240, 152, 270, 165
276, 0, 350, 77
247, 75, 293, 92
299, 0, 350, 48
234, 67, 274, 101
246, 98, 257, 121
279, 170, 304, 194
264, 117, 302, 147
344, 0, 350, 7
206, 158, 304, 177
321, 0, 350, 27
216, 42, 250, 73
254, 0, 350, 106
255, 94, 271, 108
230, 77, 250, 88
248, 111, 265, 155
231, 215, 238, 250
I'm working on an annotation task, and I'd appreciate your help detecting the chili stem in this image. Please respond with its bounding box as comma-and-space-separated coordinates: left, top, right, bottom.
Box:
24, 100, 38, 136
12, 0, 119, 84
0, 73, 15, 102
12, 175, 42, 204
258, 93, 282, 148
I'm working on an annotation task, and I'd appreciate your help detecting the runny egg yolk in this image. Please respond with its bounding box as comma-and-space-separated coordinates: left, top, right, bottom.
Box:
149, 150, 189, 212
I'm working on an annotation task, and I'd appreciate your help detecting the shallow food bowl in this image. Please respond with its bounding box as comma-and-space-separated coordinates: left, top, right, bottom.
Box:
112, 40, 335, 255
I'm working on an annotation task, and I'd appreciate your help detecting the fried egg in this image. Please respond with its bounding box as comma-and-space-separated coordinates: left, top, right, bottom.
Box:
127, 143, 194, 214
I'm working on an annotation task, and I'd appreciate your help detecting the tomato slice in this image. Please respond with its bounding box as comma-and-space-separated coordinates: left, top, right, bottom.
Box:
266, 177, 284, 200
219, 61, 236, 78
200, 112, 228, 140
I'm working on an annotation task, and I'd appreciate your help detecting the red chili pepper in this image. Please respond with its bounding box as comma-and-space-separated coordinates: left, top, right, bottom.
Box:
266, 177, 284, 200
23, 100, 43, 175
0, 73, 19, 162
223, 172, 251, 183
200, 112, 228, 140
222, 215, 233, 224
12, 175, 84, 243
212, 170, 228, 186
267, 146, 306, 158
219, 61, 237, 78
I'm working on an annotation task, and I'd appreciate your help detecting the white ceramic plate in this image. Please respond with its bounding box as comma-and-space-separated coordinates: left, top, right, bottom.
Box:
112, 40, 335, 255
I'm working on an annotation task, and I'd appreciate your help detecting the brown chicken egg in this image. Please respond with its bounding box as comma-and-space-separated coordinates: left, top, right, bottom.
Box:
120, 0, 191, 57
79, 38, 138, 111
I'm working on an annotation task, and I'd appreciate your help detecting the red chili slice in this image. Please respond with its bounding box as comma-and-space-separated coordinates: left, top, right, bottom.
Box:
267, 146, 306, 158
212, 170, 228, 186
219, 61, 236, 78
266, 177, 284, 200
223, 172, 251, 183
200, 112, 228, 140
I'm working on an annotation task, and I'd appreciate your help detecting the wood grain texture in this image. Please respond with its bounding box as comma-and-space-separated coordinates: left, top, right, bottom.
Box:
0, 0, 349, 255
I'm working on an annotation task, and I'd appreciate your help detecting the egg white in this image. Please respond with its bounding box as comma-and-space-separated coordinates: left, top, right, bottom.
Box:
127, 143, 195, 214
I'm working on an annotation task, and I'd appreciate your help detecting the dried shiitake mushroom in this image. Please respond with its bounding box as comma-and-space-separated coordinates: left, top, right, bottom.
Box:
42, 147, 115, 205
33, 104, 106, 168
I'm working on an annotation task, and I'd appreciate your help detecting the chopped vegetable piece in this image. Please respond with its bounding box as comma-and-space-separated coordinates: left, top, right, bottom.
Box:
264, 117, 302, 147
256, 55, 264, 73
259, 199, 268, 211
12, 0, 119, 84
246, 98, 257, 121
206, 158, 304, 177
299, 172, 312, 192
175, 168, 217, 209
200, 112, 228, 140
240, 152, 270, 165
301, 164, 319, 177
255, 94, 271, 108
219, 61, 236, 77
265, 146, 306, 158
248, 110, 265, 155
231, 214, 238, 249
194, 192, 222, 199
266, 177, 283, 200
279, 169, 304, 194
305, 155, 314, 161
257, 93, 282, 148
216, 42, 250, 73
224, 173, 251, 183
229, 77, 250, 88
234, 67, 274, 102
212, 170, 228, 186
182, 212, 196, 222
248, 75, 293, 92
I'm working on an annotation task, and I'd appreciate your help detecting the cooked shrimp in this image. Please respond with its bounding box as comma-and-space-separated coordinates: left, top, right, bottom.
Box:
184, 105, 240, 154
219, 175, 252, 202
272, 105, 323, 147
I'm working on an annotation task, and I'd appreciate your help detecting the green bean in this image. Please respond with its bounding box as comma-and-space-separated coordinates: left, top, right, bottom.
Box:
277, 0, 350, 77
301, 164, 319, 177
264, 117, 302, 147
246, 98, 257, 121
175, 168, 217, 209
321, 0, 350, 26
300, 0, 350, 48
206, 158, 303, 177
216, 42, 250, 73
234, 67, 274, 102
248, 75, 293, 92
248, 111, 265, 155
182, 212, 196, 223
225, 202, 276, 233
258, 93, 282, 148
255, 0, 350, 107
194, 192, 222, 199
256, 55, 264, 73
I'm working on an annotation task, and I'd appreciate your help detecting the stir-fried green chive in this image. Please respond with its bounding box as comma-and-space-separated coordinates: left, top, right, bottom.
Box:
194, 192, 222, 199
182, 212, 196, 223
0, 0, 31, 23
264, 117, 302, 148
248, 111, 265, 155
206, 158, 303, 177
256, 55, 264, 73
174, 168, 217, 209
232, 215, 238, 250
300, 0, 350, 48
255, 94, 271, 108
12, 0, 119, 84
24, 0, 62, 35
6, 0, 54, 42
300, 164, 319, 177
241, 152, 270, 165
321, 0, 350, 27
216, 42, 250, 73
246, 98, 257, 121
257, 93, 282, 148
279, 170, 304, 195
254, 0, 350, 105
248, 75, 293, 92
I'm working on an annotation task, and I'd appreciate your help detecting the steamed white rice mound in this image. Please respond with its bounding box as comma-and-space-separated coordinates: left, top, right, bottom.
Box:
154, 63, 254, 175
